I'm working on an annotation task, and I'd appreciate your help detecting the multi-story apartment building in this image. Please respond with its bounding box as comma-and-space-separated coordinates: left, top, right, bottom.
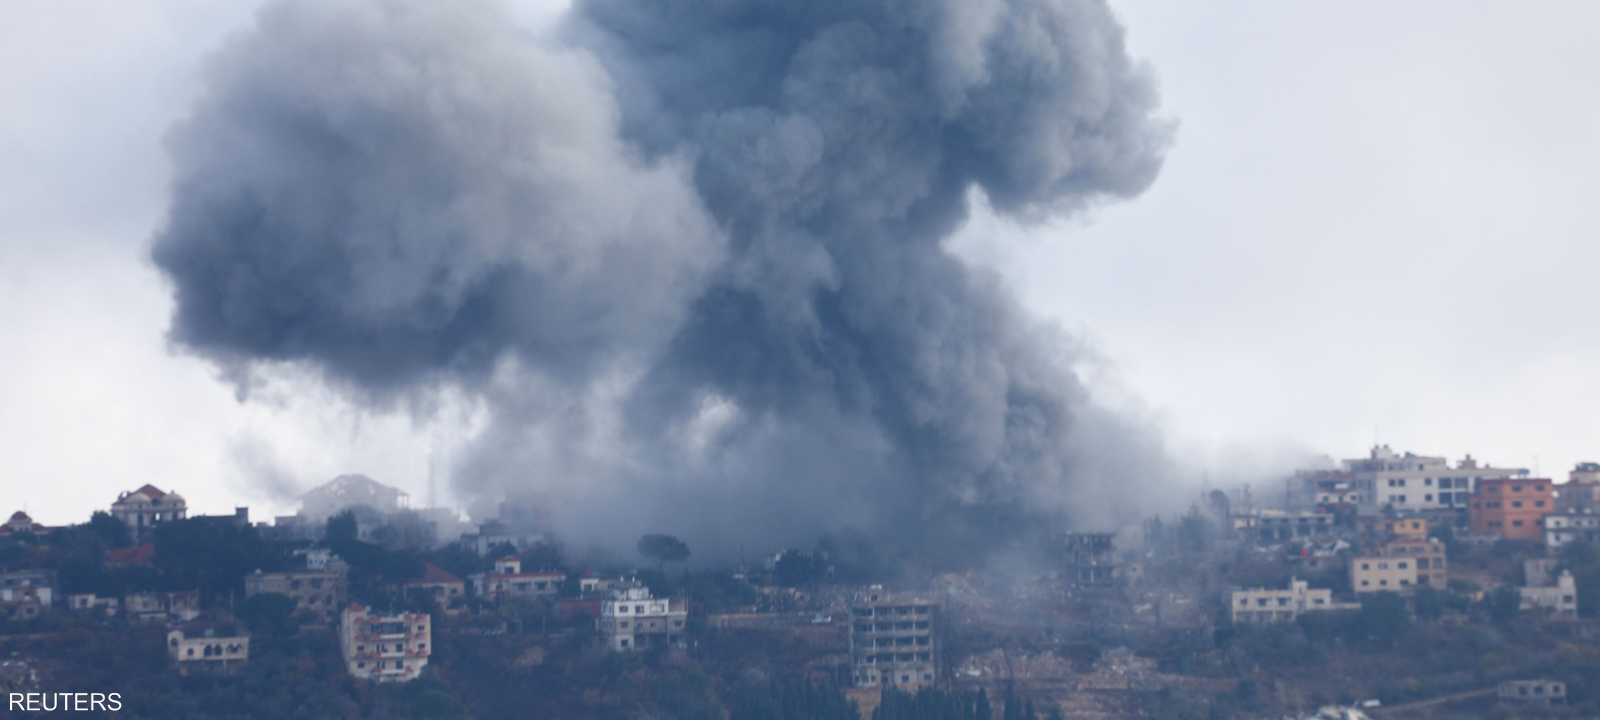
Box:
244, 568, 348, 620
1519, 571, 1578, 619
167, 617, 250, 675
469, 557, 566, 603
1345, 446, 1526, 513
340, 604, 432, 682
0, 570, 55, 621
848, 587, 938, 690
1295, 470, 1361, 509
1470, 477, 1555, 541
1558, 462, 1600, 512
1056, 532, 1118, 587
1379, 537, 1447, 590
109, 485, 188, 542
1544, 510, 1600, 549
1351, 555, 1418, 594
1230, 578, 1356, 624
1238, 510, 1336, 543
598, 586, 688, 652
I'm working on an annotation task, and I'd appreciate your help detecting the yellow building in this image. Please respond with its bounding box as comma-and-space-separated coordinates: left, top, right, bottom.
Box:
1388, 516, 1428, 540
1380, 537, 1447, 590
1351, 555, 1418, 594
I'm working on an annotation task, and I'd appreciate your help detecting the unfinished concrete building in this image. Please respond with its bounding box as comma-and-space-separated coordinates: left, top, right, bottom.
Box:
849, 586, 938, 690
1056, 532, 1118, 587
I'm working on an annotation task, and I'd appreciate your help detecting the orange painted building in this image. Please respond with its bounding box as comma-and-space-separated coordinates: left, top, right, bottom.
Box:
1470, 477, 1555, 541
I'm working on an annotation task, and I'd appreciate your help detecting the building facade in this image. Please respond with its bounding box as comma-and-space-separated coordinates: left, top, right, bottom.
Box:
1056, 532, 1118, 587
340, 604, 432, 683
1519, 571, 1578, 619
1351, 555, 1418, 594
469, 558, 566, 603
244, 569, 348, 620
0, 570, 55, 621
1558, 463, 1600, 512
1499, 679, 1567, 704
1231, 578, 1355, 623
1544, 511, 1600, 549
1470, 477, 1555, 541
67, 593, 120, 618
848, 587, 938, 690
1379, 538, 1448, 590
125, 590, 201, 624
402, 563, 466, 614
167, 618, 250, 675
1239, 510, 1336, 543
110, 485, 188, 542
598, 586, 688, 652
1345, 446, 1525, 513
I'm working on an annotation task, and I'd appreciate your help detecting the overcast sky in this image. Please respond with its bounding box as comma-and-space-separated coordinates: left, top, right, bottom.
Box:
3, 0, 1596, 525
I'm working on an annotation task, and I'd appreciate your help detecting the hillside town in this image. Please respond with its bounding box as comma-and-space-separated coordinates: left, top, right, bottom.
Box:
3, 450, 1600, 718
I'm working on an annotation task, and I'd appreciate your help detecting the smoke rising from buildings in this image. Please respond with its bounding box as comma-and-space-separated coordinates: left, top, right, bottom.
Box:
152, 0, 1177, 562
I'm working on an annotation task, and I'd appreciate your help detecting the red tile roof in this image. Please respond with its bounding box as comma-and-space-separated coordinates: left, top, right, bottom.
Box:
408, 561, 463, 586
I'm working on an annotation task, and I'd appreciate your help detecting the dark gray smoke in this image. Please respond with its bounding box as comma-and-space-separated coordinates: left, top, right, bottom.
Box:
153, 0, 1177, 564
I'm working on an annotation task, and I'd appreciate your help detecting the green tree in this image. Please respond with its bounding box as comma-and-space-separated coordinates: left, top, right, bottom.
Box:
86, 512, 131, 548
1353, 592, 1410, 647
1484, 585, 1521, 625
238, 592, 298, 637
153, 518, 278, 604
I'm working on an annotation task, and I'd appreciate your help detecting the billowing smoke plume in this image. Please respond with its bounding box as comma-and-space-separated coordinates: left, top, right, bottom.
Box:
153, 0, 1176, 563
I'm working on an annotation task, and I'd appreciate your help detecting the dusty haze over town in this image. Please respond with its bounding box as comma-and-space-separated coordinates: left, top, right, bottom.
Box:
3, 0, 1598, 543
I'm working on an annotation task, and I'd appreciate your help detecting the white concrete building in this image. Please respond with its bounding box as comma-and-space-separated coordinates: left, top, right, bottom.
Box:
1544, 511, 1600, 549
598, 586, 688, 652
1231, 578, 1356, 623
469, 557, 566, 602
340, 604, 432, 683
1520, 571, 1578, 619
67, 593, 120, 618
110, 485, 188, 542
0, 570, 55, 621
848, 587, 939, 690
1344, 446, 1526, 512
125, 590, 201, 624
167, 618, 250, 675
